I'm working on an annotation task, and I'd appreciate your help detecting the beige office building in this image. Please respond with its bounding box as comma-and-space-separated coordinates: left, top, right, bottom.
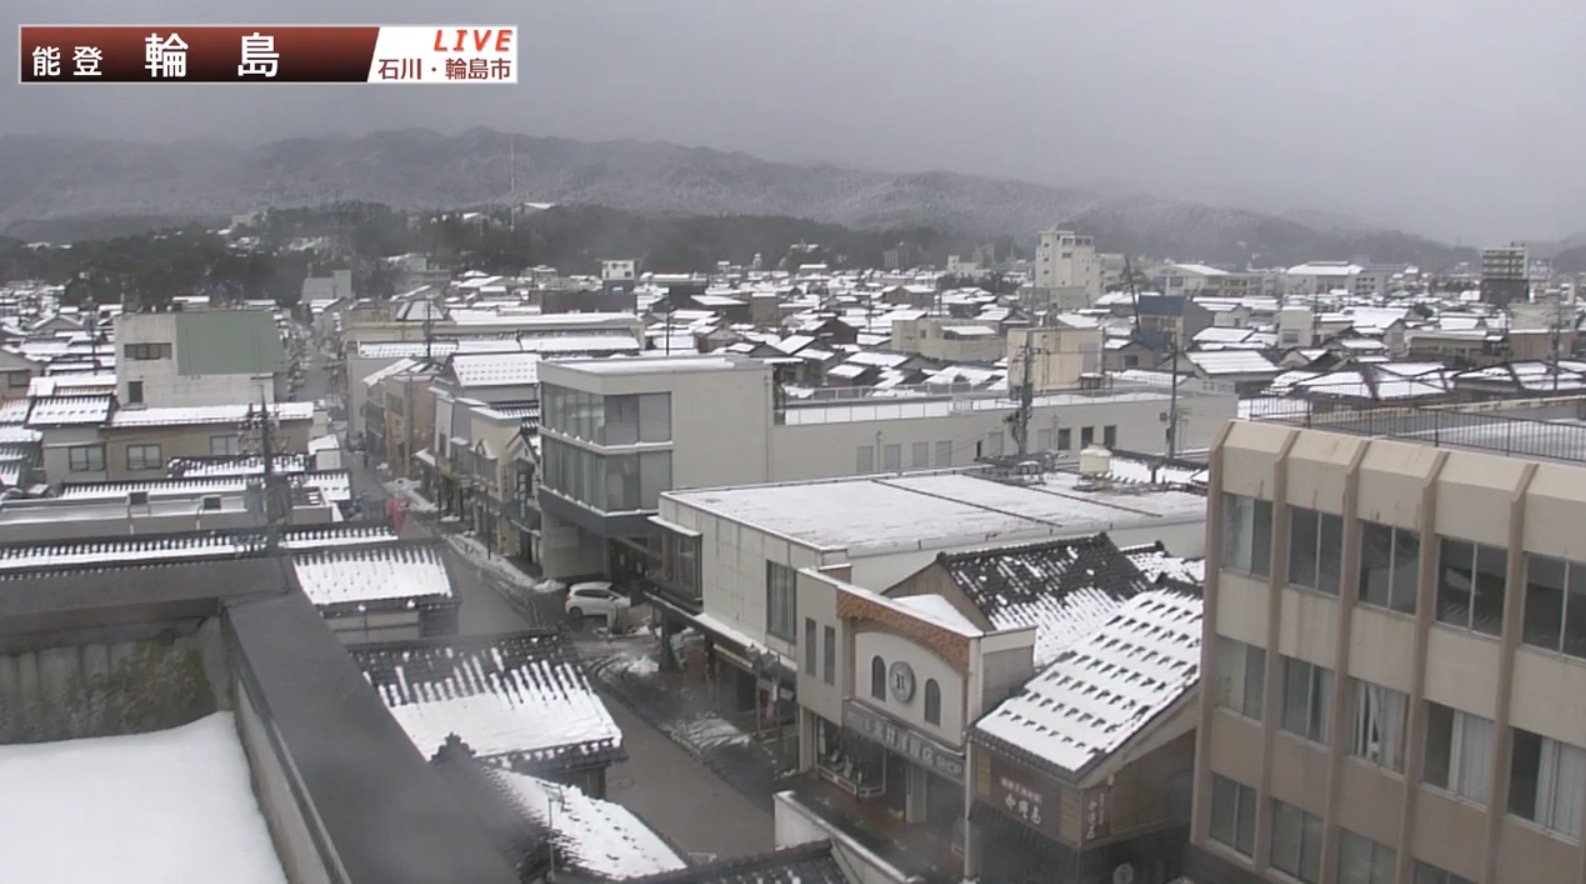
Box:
1189, 413, 1586, 884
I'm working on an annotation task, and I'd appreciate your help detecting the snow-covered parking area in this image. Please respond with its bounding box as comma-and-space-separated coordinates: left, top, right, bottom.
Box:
0, 713, 287, 884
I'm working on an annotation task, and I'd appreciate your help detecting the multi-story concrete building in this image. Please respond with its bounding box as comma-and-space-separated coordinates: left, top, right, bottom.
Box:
1481, 245, 1530, 308
1189, 405, 1586, 884
115, 309, 287, 407
1035, 230, 1104, 303
534, 354, 1235, 579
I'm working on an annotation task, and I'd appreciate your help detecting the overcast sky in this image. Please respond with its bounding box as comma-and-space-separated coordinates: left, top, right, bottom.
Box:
7, 0, 1585, 242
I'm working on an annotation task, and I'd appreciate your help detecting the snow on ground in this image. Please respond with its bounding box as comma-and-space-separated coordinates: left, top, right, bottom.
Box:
0, 713, 286, 884
447, 532, 538, 589
382, 477, 437, 513
676, 715, 753, 749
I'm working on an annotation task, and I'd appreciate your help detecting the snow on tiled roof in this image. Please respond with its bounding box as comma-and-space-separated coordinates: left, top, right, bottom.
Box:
24, 394, 113, 426
1184, 350, 1277, 376
450, 353, 542, 388
483, 767, 687, 880
109, 401, 314, 428
939, 534, 1154, 667
362, 357, 422, 388
292, 543, 453, 608
0, 524, 398, 573
168, 454, 312, 477
356, 632, 624, 772
973, 585, 1203, 775
0, 425, 40, 443
0, 398, 31, 425
27, 373, 114, 398
58, 470, 351, 503
1119, 541, 1205, 585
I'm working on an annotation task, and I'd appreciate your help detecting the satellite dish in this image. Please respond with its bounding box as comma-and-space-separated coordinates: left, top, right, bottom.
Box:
1112, 864, 1136, 884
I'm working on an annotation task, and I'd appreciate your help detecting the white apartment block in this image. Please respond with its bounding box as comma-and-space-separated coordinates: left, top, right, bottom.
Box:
115, 309, 287, 408
1035, 230, 1104, 302
533, 354, 1235, 579
1190, 409, 1586, 884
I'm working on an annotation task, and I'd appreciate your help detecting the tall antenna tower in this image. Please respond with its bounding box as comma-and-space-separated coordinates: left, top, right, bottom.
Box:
1010, 329, 1036, 457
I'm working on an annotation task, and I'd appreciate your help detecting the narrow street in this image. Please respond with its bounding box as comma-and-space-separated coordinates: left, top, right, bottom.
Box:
302, 338, 775, 857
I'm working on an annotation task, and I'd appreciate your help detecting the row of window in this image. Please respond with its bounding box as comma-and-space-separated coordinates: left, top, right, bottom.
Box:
123, 342, 172, 361
858, 424, 1122, 473
1222, 493, 1586, 657
802, 617, 836, 685
1211, 781, 1476, 884
540, 438, 672, 513
540, 384, 672, 446
66, 435, 243, 473
1214, 638, 1586, 839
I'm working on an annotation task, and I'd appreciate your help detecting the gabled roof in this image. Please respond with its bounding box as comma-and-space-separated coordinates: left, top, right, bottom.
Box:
0, 523, 400, 575
935, 533, 1154, 667
623, 841, 848, 884
292, 542, 455, 612
24, 393, 113, 427
354, 630, 625, 774
972, 583, 1203, 779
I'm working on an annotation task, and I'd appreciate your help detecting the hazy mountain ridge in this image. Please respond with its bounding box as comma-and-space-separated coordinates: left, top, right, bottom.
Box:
0, 128, 1472, 266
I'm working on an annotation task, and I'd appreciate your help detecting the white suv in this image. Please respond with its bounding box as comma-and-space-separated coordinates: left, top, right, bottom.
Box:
564, 582, 631, 621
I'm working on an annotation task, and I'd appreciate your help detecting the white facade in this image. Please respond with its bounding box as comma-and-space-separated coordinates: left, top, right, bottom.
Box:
601, 260, 637, 282
1034, 230, 1103, 301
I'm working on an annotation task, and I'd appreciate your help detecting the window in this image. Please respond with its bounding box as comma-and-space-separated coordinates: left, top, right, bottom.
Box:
603, 395, 640, 445
1337, 829, 1397, 884
1436, 538, 1507, 637
1522, 553, 1586, 658
1221, 493, 1273, 577
126, 444, 162, 472
1080, 426, 1095, 447
1508, 728, 1586, 837
766, 562, 797, 642
210, 434, 241, 456
882, 444, 902, 471
541, 440, 672, 512
1102, 424, 1117, 447
870, 655, 886, 700
804, 619, 817, 675
126, 380, 144, 404
823, 626, 836, 685
911, 442, 929, 468
124, 342, 171, 360
68, 444, 104, 473
1213, 637, 1265, 721
1348, 679, 1408, 772
1270, 800, 1324, 884
1412, 861, 1476, 884
1423, 702, 1493, 803
924, 679, 941, 725
1208, 774, 1257, 856
5, 369, 29, 388
1281, 656, 1334, 745
660, 531, 699, 595
1057, 428, 1072, 452
1359, 521, 1420, 614
1288, 506, 1344, 594
857, 445, 874, 473
637, 393, 671, 443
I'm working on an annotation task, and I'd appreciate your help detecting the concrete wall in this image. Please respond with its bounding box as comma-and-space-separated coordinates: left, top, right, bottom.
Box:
235, 674, 337, 884
0, 617, 228, 742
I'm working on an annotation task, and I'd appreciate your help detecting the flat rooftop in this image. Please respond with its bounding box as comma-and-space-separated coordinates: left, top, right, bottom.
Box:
548, 354, 759, 376
780, 386, 1193, 426
664, 470, 1206, 556
0, 713, 286, 884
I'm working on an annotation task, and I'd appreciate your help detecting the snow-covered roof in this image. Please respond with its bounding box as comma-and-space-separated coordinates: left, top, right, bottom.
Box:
168, 454, 311, 478
0, 713, 285, 884
482, 767, 686, 880
24, 394, 113, 426
1186, 350, 1278, 376
0, 524, 398, 573
449, 353, 542, 388
936, 534, 1154, 666
973, 584, 1203, 776
1120, 541, 1206, 585
59, 470, 351, 503
665, 471, 1206, 558
356, 632, 624, 772
292, 543, 454, 610
27, 373, 114, 398
109, 401, 314, 428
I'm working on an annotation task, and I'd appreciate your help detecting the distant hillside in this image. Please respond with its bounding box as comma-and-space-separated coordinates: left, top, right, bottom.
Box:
0, 128, 1475, 267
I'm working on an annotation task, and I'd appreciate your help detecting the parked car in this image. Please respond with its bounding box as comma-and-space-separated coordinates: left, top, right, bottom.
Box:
565, 582, 630, 621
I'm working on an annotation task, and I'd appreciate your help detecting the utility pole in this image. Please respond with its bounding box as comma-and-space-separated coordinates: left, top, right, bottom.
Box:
1166, 332, 1182, 460
243, 391, 289, 552
1011, 329, 1035, 457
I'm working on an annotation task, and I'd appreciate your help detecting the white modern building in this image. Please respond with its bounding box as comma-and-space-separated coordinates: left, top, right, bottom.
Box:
115, 309, 287, 407
1034, 230, 1104, 302
534, 354, 1233, 579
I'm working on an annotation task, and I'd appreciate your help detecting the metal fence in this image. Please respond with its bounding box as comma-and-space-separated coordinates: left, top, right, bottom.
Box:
1251, 396, 1586, 465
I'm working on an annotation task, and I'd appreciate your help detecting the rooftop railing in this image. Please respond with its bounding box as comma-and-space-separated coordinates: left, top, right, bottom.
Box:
1249, 395, 1586, 465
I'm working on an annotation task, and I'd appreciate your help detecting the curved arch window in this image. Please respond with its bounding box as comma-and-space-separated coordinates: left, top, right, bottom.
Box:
870, 655, 886, 699
924, 679, 942, 725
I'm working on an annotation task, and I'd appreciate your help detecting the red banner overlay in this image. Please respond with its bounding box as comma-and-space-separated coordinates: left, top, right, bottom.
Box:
19, 26, 381, 83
